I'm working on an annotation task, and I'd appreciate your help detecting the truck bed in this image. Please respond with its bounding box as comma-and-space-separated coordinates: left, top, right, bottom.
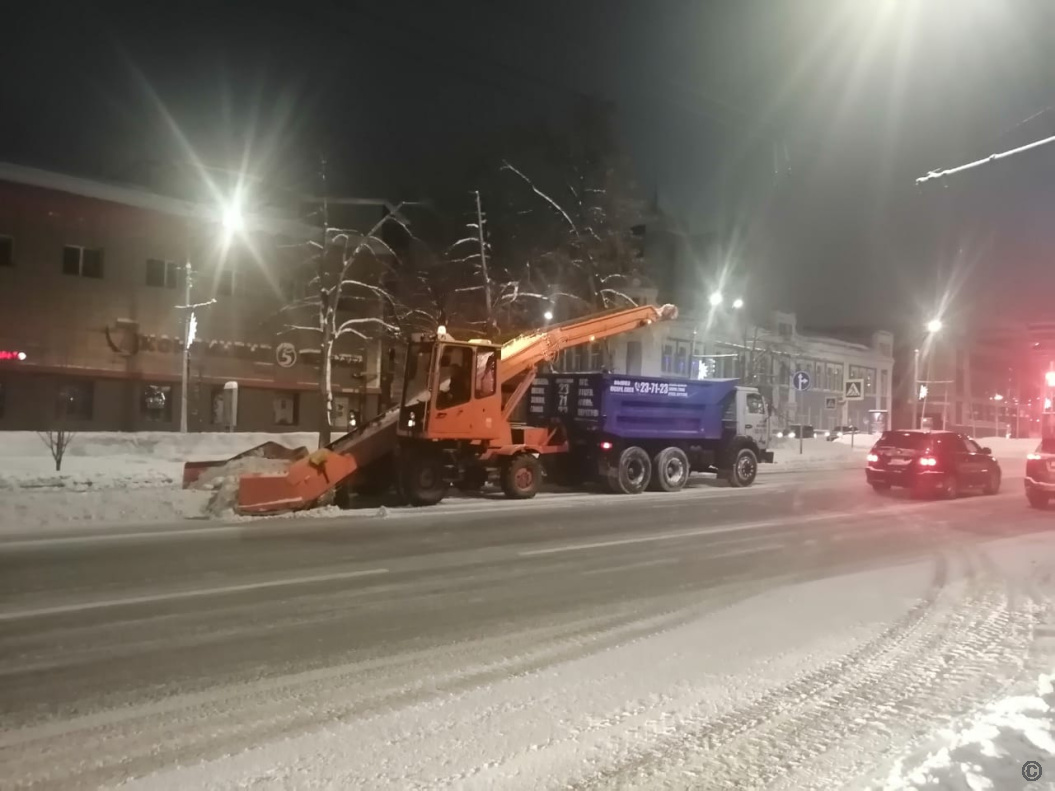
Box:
528, 373, 738, 440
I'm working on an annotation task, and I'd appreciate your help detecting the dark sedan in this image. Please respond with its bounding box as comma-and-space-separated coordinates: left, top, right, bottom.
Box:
865, 430, 1001, 498
1025, 438, 1055, 508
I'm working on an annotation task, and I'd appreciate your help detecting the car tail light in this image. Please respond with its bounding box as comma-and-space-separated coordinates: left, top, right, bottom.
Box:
599, 440, 613, 450
919, 456, 938, 467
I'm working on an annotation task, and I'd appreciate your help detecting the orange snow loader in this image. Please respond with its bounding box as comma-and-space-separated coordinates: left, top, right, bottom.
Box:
181, 441, 310, 488
231, 302, 678, 515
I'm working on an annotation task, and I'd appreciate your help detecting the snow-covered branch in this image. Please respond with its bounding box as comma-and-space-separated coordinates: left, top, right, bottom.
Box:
501, 161, 578, 234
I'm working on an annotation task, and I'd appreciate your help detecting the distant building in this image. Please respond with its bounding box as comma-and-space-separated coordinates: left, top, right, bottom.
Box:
0, 162, 395, 432
554, 282, 895, 433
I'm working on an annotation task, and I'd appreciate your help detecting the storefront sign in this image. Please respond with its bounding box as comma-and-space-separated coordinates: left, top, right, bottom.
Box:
275, 342, 298, 368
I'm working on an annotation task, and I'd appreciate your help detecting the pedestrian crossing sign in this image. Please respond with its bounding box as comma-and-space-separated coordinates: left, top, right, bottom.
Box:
845, 379, 864, 401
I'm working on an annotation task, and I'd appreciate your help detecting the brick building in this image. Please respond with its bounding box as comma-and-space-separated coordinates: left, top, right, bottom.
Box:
0, 162, 391, 432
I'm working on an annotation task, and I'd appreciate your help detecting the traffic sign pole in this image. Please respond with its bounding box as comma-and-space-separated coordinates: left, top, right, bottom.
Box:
792, 370, 812, 456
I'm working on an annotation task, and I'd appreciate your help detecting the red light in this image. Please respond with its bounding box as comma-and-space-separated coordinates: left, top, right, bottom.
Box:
599, 441, 613, 450
0, 350, 26, 361
866, 453, 879, 463
919, 457, 938, 467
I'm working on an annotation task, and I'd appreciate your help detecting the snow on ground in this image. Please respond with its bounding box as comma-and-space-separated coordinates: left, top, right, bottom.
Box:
110, 537, 1055, 790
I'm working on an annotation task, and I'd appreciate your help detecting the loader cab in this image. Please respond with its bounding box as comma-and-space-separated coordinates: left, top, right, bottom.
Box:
397, 338, 503, 441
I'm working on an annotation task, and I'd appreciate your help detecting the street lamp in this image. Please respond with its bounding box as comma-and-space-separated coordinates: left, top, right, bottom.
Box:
708, 291, 723, 307
912, 318, 943, 430
732, 297, 744, 309
221, 195, 245, 239
543, 310, 554, 321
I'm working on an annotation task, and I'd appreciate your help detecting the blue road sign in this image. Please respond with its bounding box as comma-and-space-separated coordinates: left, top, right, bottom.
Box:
792, 370, 812, 392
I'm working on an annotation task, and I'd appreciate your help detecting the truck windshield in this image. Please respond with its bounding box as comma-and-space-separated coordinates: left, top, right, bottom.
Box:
403, 343, 433, 406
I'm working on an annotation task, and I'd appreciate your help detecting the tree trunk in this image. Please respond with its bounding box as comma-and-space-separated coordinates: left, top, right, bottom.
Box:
318, 323, 334, 449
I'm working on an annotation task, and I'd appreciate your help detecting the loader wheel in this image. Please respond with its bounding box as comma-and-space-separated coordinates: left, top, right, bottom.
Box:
501, 454, 542, 499
650, 446, 690, 493
457, 465, 489, 493
608, 446, 652, 494
399, 450, 448, 506
727, 447, 758, 488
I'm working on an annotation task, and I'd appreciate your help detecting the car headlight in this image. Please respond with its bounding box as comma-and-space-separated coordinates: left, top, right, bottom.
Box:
787, 431, 796, 439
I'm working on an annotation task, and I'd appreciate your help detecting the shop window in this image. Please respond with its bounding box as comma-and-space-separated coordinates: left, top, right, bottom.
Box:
273, 392, 300, 426
140, 384, 173, 423
63, 245, 104, 278
57, 380, 94, 420
146, 259, 183, 289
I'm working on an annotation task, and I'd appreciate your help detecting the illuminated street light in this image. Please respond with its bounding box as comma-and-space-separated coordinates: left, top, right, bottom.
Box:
732, 297, 744, 309
992, 393, 1004, 401
543, 310, 554, 321
1046, 371, 1055, 388
925, 318, 942, 334
708, 292, 723, 307
221, 195, 245, 237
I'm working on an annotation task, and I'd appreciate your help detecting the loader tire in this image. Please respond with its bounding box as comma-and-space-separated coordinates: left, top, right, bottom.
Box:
399, 450, 448, 506
501, 454, 542, 500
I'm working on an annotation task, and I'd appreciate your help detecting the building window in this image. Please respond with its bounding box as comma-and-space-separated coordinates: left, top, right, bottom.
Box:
0, 380, 5, 418
140, 384, 173, 422
146, 259, 183, 289
827, 363, 842, 394
273, 392, 300, 426
778, 322, 793, 339
662, 339, 692, 377
57, 380, 94, 420
0, 235, 13, 267
217, 269, 235, 296
63, 245, 104, 278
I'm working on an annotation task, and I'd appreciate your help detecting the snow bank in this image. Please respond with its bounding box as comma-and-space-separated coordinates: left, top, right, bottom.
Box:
0, 431, 319, 491
879, 670, 1055, 790
768, 436, 866, 471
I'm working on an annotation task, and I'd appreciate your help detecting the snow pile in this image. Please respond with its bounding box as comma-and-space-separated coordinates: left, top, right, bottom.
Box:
0, 431, 317, 491
195, 457, 294, 518
879, 670, 1055, 790
768, 437, 866, 472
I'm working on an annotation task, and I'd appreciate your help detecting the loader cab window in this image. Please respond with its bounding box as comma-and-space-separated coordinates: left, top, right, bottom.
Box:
437, 345, 473, 409
475, 348, 497, 398
403, 343, 433, 406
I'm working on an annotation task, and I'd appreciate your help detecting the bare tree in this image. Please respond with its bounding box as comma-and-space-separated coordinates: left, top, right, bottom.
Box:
38, 392, 76, 472
280, 208, 413, 448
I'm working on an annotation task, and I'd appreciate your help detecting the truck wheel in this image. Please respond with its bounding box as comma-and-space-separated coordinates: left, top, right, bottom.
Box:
501, 454, 542, 499
651, 446, 689, 492
457, 465, 488, 493
727, 447, 758, 488
608, 446, 652, 494
399, 450, 448, 506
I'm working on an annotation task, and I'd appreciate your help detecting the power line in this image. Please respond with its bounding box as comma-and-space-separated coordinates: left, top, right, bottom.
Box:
916, 134, 1055, 185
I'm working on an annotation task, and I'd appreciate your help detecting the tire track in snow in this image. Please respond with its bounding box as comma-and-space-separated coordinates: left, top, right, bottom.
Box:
580, 546, 1042, 790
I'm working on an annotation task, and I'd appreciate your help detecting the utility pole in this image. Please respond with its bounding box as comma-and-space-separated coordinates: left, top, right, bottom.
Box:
176, 261, 216, 432
911, 347, 920, 429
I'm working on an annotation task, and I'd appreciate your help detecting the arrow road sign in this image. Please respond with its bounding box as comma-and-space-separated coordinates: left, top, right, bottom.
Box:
845, 379, 865, 401
792, 370, 812, 392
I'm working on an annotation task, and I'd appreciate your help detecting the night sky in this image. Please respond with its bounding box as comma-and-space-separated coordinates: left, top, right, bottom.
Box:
4, 0, 1055, 329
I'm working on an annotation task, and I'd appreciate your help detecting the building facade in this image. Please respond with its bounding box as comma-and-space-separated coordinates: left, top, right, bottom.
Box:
554, 286, 894, 433
0, 163, 390, 432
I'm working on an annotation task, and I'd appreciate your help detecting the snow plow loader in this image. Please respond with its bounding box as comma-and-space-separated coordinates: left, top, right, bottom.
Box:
222, 302, 678, 515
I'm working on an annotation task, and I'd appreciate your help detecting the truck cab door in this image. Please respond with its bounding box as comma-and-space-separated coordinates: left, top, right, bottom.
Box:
427, 344, 503, 441
740, 390, 769, 448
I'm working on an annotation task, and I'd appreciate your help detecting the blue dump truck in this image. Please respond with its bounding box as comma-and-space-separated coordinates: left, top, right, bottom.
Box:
527, 373, 774, 493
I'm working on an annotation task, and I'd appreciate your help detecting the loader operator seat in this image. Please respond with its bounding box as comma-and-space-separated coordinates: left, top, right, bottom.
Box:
437, 350, 472, 409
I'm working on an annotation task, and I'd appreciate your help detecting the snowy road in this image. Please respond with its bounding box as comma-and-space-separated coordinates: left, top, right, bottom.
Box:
1, 469, 1054, 790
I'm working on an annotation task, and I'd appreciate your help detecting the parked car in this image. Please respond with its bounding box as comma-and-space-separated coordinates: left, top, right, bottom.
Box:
1025, 437, 1055, 508
865, 430, 1001, 498
827, 425, 858, 442
778, 424, 815, 439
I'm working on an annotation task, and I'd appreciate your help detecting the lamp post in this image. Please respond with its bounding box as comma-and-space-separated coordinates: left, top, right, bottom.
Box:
176, 196, 244, 432
912, 318, 943, 430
